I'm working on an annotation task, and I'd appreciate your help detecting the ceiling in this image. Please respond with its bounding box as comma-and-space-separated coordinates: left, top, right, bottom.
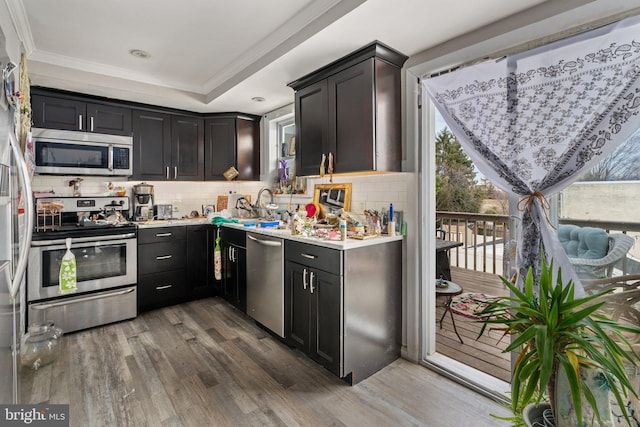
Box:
5, 0, 635, 115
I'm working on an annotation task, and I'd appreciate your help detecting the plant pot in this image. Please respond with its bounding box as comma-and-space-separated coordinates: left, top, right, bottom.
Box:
555, 366, 613, 427
523, 403, 554, 427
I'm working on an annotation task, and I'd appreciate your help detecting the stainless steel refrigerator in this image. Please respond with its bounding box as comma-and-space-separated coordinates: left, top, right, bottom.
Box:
0, 56, 34, 404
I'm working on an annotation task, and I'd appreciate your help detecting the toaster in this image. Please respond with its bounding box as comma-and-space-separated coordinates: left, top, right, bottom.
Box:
153, 204, 173, 220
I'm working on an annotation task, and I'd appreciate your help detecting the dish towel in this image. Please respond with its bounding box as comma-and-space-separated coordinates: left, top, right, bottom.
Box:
59, 238, 77, 294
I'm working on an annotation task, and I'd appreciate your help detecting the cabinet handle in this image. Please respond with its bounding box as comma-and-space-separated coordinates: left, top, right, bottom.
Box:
156, 284, 173, 290
156, 255, 173, 260
303, 268, 308, 290
174, 166, 178, 180
301, 253, 316, 260
230, 247, 236, 262
90, 116, 94, 132
108, 144, 114, 171
309, 271, 315, 294
78, 114, 83, 130
166, 166, 170, 180
155, 232, 172, 237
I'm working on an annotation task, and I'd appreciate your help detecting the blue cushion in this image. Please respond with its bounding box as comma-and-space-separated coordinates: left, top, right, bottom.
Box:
558, 225, 609, 259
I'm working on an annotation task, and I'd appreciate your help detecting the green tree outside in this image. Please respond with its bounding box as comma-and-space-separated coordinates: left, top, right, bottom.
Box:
435, 128, 484, 213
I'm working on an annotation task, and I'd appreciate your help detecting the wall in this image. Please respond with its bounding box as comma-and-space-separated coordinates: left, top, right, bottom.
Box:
31, 176, 265, 219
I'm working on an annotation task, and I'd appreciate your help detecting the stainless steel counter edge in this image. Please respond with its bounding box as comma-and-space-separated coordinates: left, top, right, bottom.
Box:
222, 222, 403, 250
135, 218, 211, 228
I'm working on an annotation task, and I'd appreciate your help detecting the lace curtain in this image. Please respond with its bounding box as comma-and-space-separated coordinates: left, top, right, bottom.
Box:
423, 15, 640, 294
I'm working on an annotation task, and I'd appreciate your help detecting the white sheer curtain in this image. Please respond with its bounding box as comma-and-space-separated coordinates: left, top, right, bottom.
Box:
423, 15, 640, 294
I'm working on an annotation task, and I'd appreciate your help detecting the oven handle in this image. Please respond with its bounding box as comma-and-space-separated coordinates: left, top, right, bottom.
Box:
30, 287, 135, 310
31, 232, 137, 247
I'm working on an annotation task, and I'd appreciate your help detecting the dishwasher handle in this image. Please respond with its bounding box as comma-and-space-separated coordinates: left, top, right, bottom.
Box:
247, 234, 282, 247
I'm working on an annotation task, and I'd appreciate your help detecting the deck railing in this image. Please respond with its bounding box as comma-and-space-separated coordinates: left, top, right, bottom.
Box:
436, 212, 640, 276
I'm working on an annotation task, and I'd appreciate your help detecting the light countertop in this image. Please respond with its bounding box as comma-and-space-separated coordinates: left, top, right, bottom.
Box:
222, 222, 403, 250
135, 218, 403, 249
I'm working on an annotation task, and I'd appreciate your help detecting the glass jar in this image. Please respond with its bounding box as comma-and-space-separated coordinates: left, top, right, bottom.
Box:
21, 321, 63, 370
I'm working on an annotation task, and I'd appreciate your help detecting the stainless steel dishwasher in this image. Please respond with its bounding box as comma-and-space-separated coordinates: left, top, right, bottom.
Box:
246, 232, 284, 337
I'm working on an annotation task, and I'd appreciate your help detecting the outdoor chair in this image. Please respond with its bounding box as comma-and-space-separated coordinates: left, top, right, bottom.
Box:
558, 224, 635, 279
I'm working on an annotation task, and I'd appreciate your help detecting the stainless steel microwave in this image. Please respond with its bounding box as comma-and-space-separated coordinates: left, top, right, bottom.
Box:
32, 128, 133, 176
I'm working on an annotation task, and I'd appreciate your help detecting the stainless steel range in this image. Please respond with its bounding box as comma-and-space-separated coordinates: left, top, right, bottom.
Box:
27, 196, 137, 333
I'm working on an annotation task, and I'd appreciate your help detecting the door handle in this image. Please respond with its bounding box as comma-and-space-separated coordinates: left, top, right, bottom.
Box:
309, 271, 315, 294
303, 268, 308, 290
174, 166, 178, 180
78, 114, 83, 130
156, 255, 173, 260
30, 287, 135, 309
247, 234, 282, 247
166, 166, 170, 180
90, 116, 95, 132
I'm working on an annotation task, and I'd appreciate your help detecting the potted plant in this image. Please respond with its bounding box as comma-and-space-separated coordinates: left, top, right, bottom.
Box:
478, 255, 640, 426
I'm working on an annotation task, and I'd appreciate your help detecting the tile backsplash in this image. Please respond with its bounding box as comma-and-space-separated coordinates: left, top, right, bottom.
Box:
31, 172, 415, 229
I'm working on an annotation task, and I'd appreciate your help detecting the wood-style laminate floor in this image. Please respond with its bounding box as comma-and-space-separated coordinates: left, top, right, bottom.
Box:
20, 297, 511, 427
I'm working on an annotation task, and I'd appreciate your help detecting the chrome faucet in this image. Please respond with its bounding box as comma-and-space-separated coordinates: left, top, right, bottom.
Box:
254, 188, 274, 218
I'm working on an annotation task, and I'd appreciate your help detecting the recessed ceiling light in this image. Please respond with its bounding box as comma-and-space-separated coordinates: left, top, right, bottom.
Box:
129, 49, 150, 59
251, 97, 265, 102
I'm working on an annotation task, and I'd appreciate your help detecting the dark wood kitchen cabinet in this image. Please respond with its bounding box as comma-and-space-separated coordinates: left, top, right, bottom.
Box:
204, 115, 260, 181
289, 41, 407, 175
220, 226, 246, 312
132, 110, 204, 180
285, 243, 342, 376
137, 226, 187, 311
285, 238, 402, 384
187, 224, 214, 299
31, 93, 132, 136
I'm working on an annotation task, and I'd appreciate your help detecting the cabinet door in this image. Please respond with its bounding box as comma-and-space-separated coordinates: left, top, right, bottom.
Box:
86, 103, 132, 136
222, 243, 237, 305
295, 80, 328, 176
187, 225, 213, 299
310, 269, 342, 375
236, 118, 260, 180
285, 260, 310, 351
235, 246, 247, 313
204, 118, 236, 180
132, 110, 172, 180
31, 95, 85, 131
328, 59, 374, 173
172, 116, 204, 180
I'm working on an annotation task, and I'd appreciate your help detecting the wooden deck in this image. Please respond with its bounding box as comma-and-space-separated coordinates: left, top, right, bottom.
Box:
435, 267, 512, 383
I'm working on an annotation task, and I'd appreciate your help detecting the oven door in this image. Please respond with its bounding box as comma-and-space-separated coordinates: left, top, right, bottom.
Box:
28, 233, 137, 302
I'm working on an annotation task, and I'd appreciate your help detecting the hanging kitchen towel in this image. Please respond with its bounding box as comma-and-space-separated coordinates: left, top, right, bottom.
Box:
59, 238, 77, 294
214, 235, 222, 281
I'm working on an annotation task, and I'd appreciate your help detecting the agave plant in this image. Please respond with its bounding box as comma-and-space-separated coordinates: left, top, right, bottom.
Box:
478, 255, 640, 425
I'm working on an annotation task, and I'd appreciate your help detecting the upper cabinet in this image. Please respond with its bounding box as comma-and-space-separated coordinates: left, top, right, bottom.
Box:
132, 110, 204, 181
288, 41, 407, 176
31, 92, 132, 136
204, 115, 260, 181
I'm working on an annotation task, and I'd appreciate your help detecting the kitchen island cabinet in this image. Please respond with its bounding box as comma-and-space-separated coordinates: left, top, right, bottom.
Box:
226, 224, 402, 385
187, 224, 215, 299
289, 41, 407, 176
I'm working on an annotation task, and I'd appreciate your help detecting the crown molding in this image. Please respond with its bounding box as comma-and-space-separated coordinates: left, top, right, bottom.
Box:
5, 0, 34, 54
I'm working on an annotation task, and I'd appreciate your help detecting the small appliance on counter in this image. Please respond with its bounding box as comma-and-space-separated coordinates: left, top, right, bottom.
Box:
153, 204, 173, 220
132, 182, 154, 221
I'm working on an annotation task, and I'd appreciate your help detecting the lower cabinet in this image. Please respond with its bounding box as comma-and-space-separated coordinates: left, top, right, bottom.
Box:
286, 259, 342, 376
285, 238, 402, 385
137, 226, 188, 311
221, 227, 246, 312
187, 224, 215, 299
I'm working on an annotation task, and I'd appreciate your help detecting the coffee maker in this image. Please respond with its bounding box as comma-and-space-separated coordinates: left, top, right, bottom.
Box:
132, 182, 154, 221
